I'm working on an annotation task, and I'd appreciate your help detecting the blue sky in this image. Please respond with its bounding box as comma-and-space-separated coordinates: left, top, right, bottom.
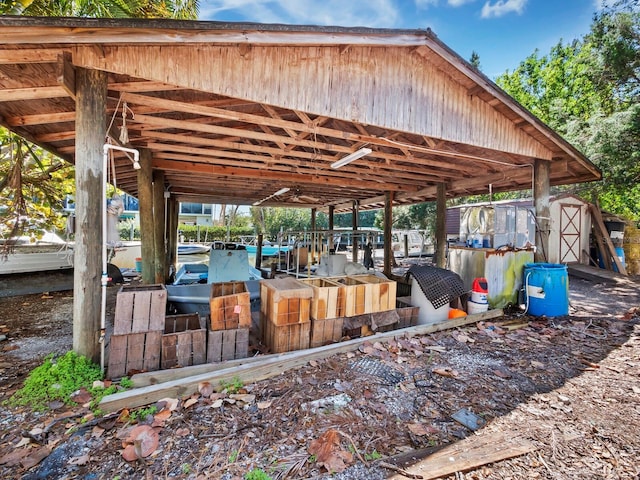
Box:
198, 0, 611, 79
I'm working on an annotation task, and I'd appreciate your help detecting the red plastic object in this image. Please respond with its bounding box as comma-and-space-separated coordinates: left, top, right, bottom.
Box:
472, 277, 488, 293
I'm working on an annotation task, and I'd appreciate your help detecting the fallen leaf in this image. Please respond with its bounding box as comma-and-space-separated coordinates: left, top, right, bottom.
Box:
123, 425, 159, 460
176, 427, 190, 437
407, 423, 438, 436
183, 398, 198, 409
0, 448, 31, 466
68, 454, 90, 466
157, 397, 179, 411
21, 446, 51, 469
229, 394, 255, 404
257, 400, 272, 409
154, 409, 172, 423
433, 367, 459, 378
91, 426, 105, 438
198, 382, 214, 398
308, 429, 353, 473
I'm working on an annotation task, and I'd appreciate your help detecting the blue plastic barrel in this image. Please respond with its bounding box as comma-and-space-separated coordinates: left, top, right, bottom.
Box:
523, 263, 569, 316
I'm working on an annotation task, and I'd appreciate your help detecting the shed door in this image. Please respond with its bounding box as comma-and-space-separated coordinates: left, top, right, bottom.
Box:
559, 203, 581, 263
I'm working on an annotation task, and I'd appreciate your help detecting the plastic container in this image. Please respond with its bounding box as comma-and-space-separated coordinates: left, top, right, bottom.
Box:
467, 300, 488, 315
471, 277, 488, 304
448, 308, 467, 319
134, 257, 142, 273
523, 263, 568, 316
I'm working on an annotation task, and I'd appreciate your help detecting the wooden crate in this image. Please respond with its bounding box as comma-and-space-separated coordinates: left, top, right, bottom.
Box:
329, 275, 396, 317
396, 297, 419, 329
209, 281, 251, 331
113, 284, 166, 335
161, 313, 206, 369
344, 310, 400, 337
260, 277, 313, 325
261, 313, 310, 353
299, 277, 345, 320
310, 317, 344, 348
207, 328, 250, 363
108, 331, 162, 379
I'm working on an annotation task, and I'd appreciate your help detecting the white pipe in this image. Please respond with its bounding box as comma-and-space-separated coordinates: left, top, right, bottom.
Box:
100, 143, 140, 373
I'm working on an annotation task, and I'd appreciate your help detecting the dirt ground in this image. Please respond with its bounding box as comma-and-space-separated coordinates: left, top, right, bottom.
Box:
0, 271, 639, 480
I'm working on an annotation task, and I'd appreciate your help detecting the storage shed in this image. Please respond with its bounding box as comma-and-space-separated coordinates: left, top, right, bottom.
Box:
446, 193, 592, 265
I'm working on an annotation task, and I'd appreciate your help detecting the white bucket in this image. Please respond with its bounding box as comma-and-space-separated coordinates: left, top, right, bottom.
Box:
470, 291, 487, 304
467, 300, 488, 315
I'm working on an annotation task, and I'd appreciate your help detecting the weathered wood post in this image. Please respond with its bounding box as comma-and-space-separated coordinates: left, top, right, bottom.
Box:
352, 201, 359, 263
73, 67, 106, 363
152, 170, 166, 283
138, 148, 154, 284
310, 208, 316, 265
534, 159, 551, 263
435, 183, 447, 268
328, 205, 335, 252
166, 196, 178, 276
384, 191, 394, 278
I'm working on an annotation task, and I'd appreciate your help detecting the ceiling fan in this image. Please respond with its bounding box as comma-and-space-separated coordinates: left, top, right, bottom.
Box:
290, 189, 320, 204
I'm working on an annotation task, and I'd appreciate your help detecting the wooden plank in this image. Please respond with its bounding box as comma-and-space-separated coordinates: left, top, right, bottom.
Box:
113, 293, 134, 335
589, 204, 627, 275
161, 335, 177, 370
131, 291, 152, 332
142, 331, 162, 372
388, 430, 535, 480
107, 334, 129, 379
101, 308, 504, 412
221, 329, 237, 361
192, 330, 207, 365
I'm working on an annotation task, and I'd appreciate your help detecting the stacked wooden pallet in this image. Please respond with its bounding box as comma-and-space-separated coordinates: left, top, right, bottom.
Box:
208, 281, 251, 362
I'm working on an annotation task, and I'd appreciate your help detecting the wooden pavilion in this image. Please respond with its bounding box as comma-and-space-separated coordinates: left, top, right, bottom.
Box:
0, 16, 601, 362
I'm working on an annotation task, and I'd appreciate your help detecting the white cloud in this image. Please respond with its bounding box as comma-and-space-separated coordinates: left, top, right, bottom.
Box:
481, 0, 526, 18
448, 0, 476, 6
415, 0, 439, 8
199, 0, 400, 28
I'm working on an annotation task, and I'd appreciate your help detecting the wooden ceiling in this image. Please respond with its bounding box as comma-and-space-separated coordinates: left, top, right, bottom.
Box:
0, 17, 601, 212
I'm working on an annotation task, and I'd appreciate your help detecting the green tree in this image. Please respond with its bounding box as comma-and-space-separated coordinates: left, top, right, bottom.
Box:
0, 132, 75, 242
496, 1, 640, 220
469, 51, 481, 70
1, 0, 199, 18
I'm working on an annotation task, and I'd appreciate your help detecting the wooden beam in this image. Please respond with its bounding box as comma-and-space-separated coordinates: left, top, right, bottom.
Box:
6, 111, 75, 127
57, 52, 76, 99
534, 159, 550, 263
152, 169, 166, 283
138, 148, 155, 284
435, 183, 446, 268
384, 191, 393, 277
73, 67, 107, 365
0, 85, 69, 102
388, 430, 535, 480
151, 158, 412, 192
0, 48, 63, 64
99, 308, 504, 411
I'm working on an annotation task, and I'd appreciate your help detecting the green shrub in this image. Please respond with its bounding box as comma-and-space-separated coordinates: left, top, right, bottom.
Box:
8, 351, 103, 411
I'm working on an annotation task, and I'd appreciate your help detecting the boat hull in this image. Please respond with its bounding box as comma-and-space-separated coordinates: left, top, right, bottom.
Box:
0, 246, 74, 275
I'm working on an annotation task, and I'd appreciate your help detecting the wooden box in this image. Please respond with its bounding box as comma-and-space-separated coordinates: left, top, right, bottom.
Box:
261, 313, 310, 353
161, 313, 206, 369
209, 281, 251, 331
207, 328, 250, 363
329, 275, 396, 317
310, 317, 344, 348
299, 277, 345, 320
108, 331, 162, 378
260, 278, 313, 325
113, 284, 166, 335
396, 297, 419, 329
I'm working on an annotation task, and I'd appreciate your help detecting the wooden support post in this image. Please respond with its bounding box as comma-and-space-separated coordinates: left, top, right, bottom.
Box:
352, 201, 359, 263
73, 67, 106, 364
166, 196, 178, 276
435, 183, 447, 268
153, 170, 166, 283
328, 205, 335, 252
310, 208, 316, 265
255, 233, 263, 269
403, 234, 409, 259
589, 204, 627, 275
534, 159, 550, 263
384, 191, 394, 278
138, 149, 154, 284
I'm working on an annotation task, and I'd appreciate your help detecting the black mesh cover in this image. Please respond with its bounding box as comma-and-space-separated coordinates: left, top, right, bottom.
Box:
406, 265, 466, 309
